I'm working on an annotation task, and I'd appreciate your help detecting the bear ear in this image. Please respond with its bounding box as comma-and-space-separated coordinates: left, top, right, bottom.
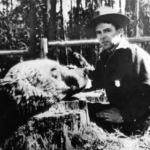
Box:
73, 52, 81, 59
72, 52, 94, 71
50, 67, 60, 79
50, 67, 57, 72
71, 52, 87, 68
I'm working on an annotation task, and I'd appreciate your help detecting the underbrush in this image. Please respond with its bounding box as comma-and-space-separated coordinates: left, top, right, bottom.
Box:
70, 122, 150, 150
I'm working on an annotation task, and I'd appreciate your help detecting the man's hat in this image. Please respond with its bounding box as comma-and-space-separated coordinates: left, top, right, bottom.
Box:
90, 6, 130, 28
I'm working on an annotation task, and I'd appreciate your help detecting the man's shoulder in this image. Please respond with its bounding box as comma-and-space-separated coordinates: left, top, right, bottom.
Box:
129, 43, 150, 58
117, 40, 150, 58
115, 39, 134, 57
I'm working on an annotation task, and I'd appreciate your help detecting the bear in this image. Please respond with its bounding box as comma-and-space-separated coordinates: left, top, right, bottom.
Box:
0, 58, 89, 116
0, 58, 90, 142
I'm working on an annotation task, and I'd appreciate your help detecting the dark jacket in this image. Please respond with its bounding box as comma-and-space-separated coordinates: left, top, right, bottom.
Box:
90, 39, 150, 123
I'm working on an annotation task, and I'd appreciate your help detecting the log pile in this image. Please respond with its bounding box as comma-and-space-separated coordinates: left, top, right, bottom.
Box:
0, 100, 89, 150
0, 90, 107, 150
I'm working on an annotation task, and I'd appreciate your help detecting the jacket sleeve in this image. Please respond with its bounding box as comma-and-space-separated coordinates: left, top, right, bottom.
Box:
121, 46, 150, 122
88, 60, 105, 89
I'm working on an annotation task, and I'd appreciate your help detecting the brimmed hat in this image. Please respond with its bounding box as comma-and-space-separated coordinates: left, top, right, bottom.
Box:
89, 6, 130, 28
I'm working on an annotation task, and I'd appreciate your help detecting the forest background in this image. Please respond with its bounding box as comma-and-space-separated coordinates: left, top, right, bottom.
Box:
0, 0, 150, 77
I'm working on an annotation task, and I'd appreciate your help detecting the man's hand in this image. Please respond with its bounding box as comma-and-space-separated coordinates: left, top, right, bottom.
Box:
96, 108, 124, 123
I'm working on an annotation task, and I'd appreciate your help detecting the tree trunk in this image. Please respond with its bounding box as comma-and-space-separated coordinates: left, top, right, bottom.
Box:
57, 0, 65, 40
47, 0, 57, 41
85, 0, 91, 7
28, 2, 37, 58
77, 0, 81, 8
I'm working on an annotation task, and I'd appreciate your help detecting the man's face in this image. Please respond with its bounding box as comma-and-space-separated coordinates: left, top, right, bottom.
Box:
95, 23, 120, 50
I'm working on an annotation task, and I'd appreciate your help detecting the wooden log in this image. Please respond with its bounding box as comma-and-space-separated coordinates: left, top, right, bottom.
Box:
73, 89, 109, 104
0, 100, 89, 150
0, 90, 107, 149
1, 113, 77, 149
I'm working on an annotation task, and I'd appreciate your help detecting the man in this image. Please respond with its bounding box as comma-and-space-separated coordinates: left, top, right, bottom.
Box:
87, 6, 150, 134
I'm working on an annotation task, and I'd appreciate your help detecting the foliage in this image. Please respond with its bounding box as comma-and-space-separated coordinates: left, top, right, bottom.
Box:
140, 1, 150, 36
67, 5, 94, 40
126, 0, 150, 37
0, 0, 46, 76
0, 0, 50, 52
15, 0, 46, 55
62, 3, 97, 66
0, 6, 29, 50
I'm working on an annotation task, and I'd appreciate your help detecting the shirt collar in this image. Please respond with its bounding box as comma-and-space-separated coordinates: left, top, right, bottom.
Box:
116, 38, 130, 50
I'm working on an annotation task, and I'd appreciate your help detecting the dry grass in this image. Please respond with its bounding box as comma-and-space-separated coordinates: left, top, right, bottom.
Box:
70, 123, 150, 150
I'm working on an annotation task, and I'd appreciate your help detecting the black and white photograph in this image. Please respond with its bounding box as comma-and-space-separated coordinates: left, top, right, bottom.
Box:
0, 0, 150, 149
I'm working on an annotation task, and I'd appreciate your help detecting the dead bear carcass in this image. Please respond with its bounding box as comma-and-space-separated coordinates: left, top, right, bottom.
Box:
0, 58, 90, 142
0, 59, 89, 117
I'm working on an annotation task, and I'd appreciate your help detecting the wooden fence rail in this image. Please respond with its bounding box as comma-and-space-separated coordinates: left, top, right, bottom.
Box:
40, 36, 150, 58
0, 36, 149, 58
47, 36, 150, 47
0, 49, 28, 55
